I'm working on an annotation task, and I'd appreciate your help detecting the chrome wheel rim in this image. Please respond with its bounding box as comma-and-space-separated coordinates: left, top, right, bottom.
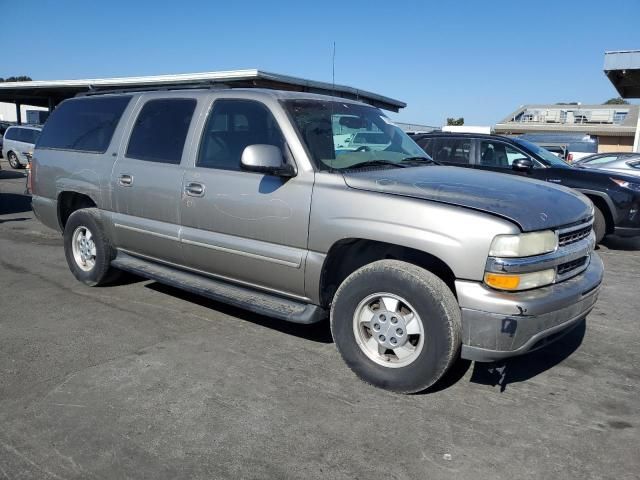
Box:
8, 153, 18, 168
71, 226, 96, 272
353, 292, 425, 368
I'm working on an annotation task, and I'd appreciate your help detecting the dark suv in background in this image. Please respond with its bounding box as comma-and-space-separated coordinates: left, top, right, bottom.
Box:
410, 132, 640, 243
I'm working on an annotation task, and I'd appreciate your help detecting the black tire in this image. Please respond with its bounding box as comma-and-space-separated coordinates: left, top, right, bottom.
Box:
63, 208, 119, 286
7, 152, 21, 169
593, 206, 607, 244
330, 260, 461, 394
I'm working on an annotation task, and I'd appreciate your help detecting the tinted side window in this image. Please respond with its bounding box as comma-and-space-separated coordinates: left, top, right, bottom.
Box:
20, 129, 40, 144
37, 96, 132, 152
126, 98, 196, 164
416, 137, 435, 156
433, 138, 471, 165
13, 128, 26, 141
197, 99, 285, 171
479, 140, 529, 168
4, 128, 19, 141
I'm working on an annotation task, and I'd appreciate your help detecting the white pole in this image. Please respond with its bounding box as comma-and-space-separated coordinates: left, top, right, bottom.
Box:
634, 109, 640, 153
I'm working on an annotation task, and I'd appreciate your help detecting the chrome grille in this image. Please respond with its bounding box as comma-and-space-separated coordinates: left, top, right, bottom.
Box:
558, 225, 592, 247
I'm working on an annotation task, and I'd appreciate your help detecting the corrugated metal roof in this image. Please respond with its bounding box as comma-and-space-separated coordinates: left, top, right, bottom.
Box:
0, 69, 406, 112
604, 50, 640, 71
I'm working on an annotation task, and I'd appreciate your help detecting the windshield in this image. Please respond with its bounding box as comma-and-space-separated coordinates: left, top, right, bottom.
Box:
513, 138, 571, 168
283, 100, 429, 170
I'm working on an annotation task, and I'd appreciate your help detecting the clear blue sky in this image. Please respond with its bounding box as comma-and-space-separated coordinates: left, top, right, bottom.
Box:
2, 0, 639, 125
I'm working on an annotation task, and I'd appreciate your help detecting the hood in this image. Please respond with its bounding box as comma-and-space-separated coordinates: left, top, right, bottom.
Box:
342, 166, 593, 231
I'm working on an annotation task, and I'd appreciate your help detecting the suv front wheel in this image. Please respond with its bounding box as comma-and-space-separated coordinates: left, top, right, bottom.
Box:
63, 208, 119, 286
330, 260, 461, 393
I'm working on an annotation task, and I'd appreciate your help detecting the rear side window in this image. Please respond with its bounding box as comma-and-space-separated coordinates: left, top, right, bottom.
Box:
4, 128, 18, 140
126, 98, 196, 164
37, 96, 131, 153
433, 138, 471, 165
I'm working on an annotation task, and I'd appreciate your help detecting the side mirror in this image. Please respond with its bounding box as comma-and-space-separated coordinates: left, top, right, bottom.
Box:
240, 144, 296, 177
512, 158, 534, 172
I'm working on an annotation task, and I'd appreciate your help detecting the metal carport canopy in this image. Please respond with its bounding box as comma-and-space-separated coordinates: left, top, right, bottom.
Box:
0, 69, 406, 112
604, 50, 640, 98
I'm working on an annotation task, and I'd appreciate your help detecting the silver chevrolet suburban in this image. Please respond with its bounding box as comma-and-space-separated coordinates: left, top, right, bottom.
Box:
30, 88, 604, 393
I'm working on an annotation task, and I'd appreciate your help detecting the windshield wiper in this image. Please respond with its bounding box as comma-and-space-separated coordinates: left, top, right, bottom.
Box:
400, 156, 439, 166
347, 160, 407, 170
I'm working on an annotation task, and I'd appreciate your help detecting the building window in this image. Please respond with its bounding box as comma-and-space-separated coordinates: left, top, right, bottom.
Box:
613, 111, 628, 124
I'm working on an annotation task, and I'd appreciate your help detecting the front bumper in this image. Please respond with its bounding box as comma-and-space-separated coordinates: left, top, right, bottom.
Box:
457, 253, 604, 362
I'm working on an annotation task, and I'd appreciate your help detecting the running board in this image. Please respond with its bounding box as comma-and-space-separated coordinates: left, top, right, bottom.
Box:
111, 252, 325, 324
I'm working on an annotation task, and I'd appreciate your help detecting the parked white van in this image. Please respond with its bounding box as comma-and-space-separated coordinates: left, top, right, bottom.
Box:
2, 125, 41, 168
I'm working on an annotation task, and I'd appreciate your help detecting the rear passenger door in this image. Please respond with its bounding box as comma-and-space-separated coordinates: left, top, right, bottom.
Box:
179, 97, 313, 297
431, 137, 474, 168
111, 96, 199, 264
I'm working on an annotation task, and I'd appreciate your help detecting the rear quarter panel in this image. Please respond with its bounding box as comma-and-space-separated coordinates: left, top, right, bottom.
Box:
32, 95, 139, 230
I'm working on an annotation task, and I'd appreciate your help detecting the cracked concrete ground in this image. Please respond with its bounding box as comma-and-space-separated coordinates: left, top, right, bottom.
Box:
1, 159, 639, 479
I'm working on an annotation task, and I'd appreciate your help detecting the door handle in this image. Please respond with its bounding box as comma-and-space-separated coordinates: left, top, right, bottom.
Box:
185, 182, 205, 197
118, 174, 134, 186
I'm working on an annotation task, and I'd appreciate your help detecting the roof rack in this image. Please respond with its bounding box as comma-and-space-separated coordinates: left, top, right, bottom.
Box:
77, 82, 232, 97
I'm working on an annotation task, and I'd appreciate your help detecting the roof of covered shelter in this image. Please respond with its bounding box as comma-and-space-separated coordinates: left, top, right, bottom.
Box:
604, 50, 640, 98
0, 69, 406, 112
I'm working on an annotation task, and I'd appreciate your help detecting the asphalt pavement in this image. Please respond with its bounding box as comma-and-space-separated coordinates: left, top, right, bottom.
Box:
1, 158, 639, 479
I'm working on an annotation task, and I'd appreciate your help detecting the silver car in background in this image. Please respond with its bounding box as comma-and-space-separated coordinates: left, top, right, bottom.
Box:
575, 152, 640, 176
1, 125, 41, 168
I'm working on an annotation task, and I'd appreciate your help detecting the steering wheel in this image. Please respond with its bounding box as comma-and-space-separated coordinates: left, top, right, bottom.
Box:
355, 146, 371, 152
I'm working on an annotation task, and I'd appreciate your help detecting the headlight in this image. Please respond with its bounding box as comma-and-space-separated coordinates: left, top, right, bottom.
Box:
484, 269, 555, 291
611, 177, 640, 193
489, 231, 557, 258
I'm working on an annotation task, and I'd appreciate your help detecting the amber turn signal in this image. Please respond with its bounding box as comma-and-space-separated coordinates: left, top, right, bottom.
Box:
484, 273, 521, 290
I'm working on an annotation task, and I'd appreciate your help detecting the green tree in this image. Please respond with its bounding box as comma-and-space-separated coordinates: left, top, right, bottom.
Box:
446, 117, 464, 126
0, 76, 32, 82
603, 97, 629, 105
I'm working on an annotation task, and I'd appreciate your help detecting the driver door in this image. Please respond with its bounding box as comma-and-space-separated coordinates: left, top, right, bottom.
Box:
179, 97, 313, 297
474, 139, 543, 179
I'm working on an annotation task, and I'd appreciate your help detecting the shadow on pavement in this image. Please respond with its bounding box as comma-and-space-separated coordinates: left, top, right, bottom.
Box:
0, 193, 31, 215
423, 357, 472, 394
600, 235, 640, 251
469, 319, 586, 392
145, 281, 334, 344
0, 216, 30, 224
0, 169, 26, 180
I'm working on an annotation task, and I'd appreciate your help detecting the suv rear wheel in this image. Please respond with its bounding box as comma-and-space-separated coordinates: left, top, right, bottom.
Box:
330, 260, 461, 393
63, 208, 119, 286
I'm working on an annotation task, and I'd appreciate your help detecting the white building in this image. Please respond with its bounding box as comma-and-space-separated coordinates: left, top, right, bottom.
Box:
0, 102, 47, 123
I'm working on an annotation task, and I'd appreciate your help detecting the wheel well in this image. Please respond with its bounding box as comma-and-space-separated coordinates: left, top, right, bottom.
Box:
58, 192, 96, 229
585, 195, 614, 234
319, 239, 457, 308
